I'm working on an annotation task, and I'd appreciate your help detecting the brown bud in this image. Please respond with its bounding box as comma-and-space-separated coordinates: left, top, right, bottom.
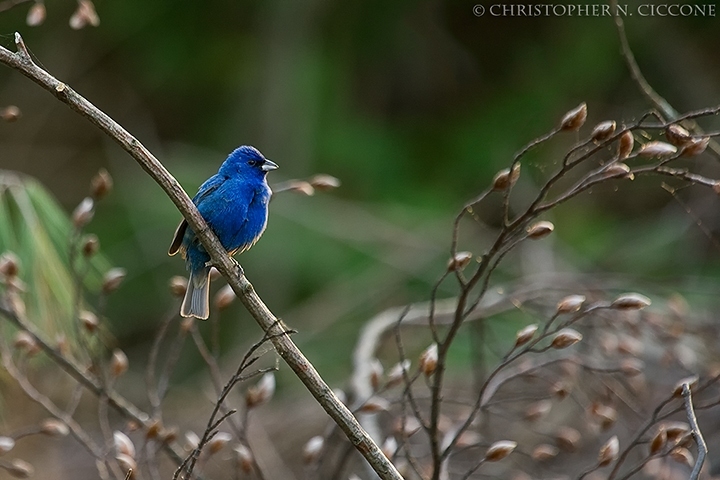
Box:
302, 436, 324, 464
560, 103, 587, 132
620, 358, 644, 377
611, 293, 650, 310
455, 430, 482, 448
556, 426, 581, 452
591, 120, 616, 143
6, 459, 33, 478
484, 440, 517, 462
447, 251, 473, 272
359, 396, 390, 413
0, 105, 21, 122
114, 431, 136, 458
515, 324, 538, 347
525, 399, 552, 422
492, 163, 521, 191
160, 426, 178, 444
208, 432, 232, 454
672, 375, 699, 397
102, 268, 127, 294
550, 381, 571, 400
419, 343, 438, 377
90, 168, 113, 199
590, 404, 617, 430
81, 234, 100, 257
309, 174, 341, 191
234, 444, 254, 473
110, 349, 129, 377
650, 427, 667, 455
79, 310, 99, 333
0, 436, 15, 454
556, 294, 585, 314
638, 141, 677, 158
69, 0, 100, 29
532, 443, 559, 461
214, 284, 236, 310
26, 2, 46, 26
145, 420, 162, 440
115, 453, 136, 476
245, 372, 276, 408
40, 419, 69, 437
386, 360, 410, 387
617, 131, 634, 159
597, 435, 619, 467
369, 359, 383, 391
0, 251, 20, 277
603, 162, 633, 179
681, 137, 710, 157
551, 328, 582, 349
526, 221, 554, 240
669, 447, 693, 467
169, 276, 188, 297
13, 331, 39, 355
72, 197, 95, 228
665, 124, 692, 147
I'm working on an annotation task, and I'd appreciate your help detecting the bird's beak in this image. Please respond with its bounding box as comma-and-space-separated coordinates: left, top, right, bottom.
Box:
262, 159, 279, 171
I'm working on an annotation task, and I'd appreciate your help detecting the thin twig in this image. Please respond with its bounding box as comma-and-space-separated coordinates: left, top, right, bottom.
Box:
681, 383, 707, 480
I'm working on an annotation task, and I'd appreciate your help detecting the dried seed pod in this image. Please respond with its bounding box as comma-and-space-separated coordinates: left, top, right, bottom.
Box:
672, 375, 699, 397
484, 440, 517, 462
40, 419, 69, 437
681, 137, 710, 157
620, 358, 644, 377
0, 105, 21, 122
6, 459, 34, 478
532, 444, 559, 461
492, 163, 521, 191
302, 436, 324, 464
102, 268, 127, 294
160, 426, 178, 444
598, 435, 619, 467
669, 447, 693, 466
234, 444, 254, 473
246, 373, 276, 408
90, 168, 113, 199
515, 324, 538, 347
526, 221, 554, 240
13, 331, 39, 355
617, 131, 634, 159
286, 180, 315, 196
665, 124, 692, 147
650, 427, 667, 455
114, 431, 136, 458
419, 343, 438, 377
663, 422, 690, 440
0, 251, 20, 277
359, 396, 391, 413
639, 141, 677, 158
185, 431, 200, 450
611, 293, 650, 310
603, 162, 633, 179
591, 404, 617, 430
386, 360, 411, 387
81, 234, 100, 257
556, 294, 585, 314
447, 251, 473, 272
110, 349, 129, 377
208, 432, 232, 454
69, 0, 99, 29
556, 426, 581, 452
591, 120, 616, 143
381, 436, 398, 459
26, 2, 46, 27
309, 174, 341, 191
525, 399, 552, 422
0, 436, 15, 454
72, 197, 95, 228
145, 420, 162, 440
169, 276, 188, 297
369, 358, 384, 391
214, 284, 236, 311
456, 430, 482, 447
115, 453, 136, 475
560, 103, 587, 132
617, 335, 643, 356
550, 381, 571, 400
79, 310, 99, 333
551, 328, 582, 349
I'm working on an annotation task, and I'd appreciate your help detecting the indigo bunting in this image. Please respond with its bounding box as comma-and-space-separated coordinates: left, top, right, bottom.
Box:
169, 146, 278, 319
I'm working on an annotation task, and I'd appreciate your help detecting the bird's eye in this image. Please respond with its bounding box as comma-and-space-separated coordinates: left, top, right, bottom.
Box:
247, 160, 257, 166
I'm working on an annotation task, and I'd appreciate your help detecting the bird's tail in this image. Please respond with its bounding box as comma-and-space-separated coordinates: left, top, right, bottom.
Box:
180, 267, 211, 320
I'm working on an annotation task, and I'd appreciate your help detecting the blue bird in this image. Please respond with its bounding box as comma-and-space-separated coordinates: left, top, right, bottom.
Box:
169, 146, 278, 319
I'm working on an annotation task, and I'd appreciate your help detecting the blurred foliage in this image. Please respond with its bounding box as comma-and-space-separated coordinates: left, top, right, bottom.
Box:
0, 0, 719, 385
0, 171, 110, 342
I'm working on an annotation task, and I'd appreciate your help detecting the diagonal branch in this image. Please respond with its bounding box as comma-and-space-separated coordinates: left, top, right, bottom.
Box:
0, 32, 401, 480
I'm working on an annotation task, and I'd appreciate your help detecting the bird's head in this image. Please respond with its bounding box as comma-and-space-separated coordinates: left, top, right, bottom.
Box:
220, 145, 278, 178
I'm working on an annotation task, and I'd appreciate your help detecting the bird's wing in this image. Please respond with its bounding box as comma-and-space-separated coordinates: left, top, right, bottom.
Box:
168, 175, 225, 256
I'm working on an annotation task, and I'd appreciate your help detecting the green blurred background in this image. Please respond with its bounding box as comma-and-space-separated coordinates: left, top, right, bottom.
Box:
1, 0, 719, 386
